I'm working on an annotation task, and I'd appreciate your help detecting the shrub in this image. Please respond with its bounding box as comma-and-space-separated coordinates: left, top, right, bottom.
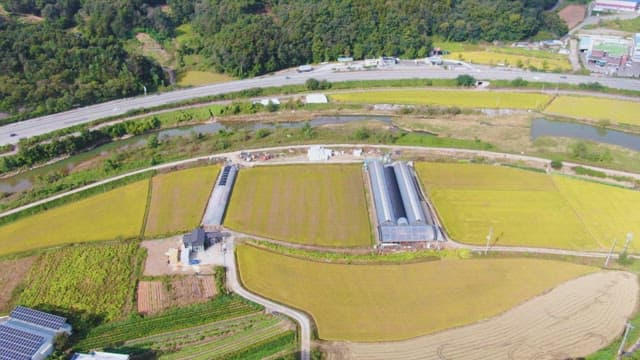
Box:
550, 159, 563, 170
511, 77, 529, 87
305, 78, 320, 90
215, 266, 228, 295
456, 74, 476, 87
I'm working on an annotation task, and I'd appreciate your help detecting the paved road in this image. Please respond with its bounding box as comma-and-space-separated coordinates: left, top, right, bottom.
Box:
223, 237, 312, 360
2, 64, 640, 146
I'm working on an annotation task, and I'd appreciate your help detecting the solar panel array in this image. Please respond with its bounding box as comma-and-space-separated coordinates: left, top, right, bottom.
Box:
0, 324, 45, 360
10, 306, 66, 330
218, 166, 232, 186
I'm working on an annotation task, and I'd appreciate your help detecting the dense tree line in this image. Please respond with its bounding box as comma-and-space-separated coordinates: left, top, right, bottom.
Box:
0, 0, 568, 120
0, 17, 166, 122
191, 0, 568, 76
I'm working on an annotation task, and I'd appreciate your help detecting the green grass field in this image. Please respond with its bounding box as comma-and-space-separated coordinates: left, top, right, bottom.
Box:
144, 166, 220, 237
331, 90, 551, 110
416, 163, 640, 251
0, 180, 149, 256
544, 96, 640, 126
19, 242, 143, 322
225, 165, 372, 248
237, 244, 596, 341
593, 42, 628, 57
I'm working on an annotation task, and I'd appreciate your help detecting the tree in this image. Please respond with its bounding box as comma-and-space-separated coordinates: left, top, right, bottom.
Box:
305, 78, 320, 91
147, 134, 160, 149
456, 74, 476, 87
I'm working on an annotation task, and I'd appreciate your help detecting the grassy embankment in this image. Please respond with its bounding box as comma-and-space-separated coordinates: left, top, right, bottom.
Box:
144, 165, 220, 237
225, 164, 372, 247
416, 162, 640, 252
237, 243, 596, 341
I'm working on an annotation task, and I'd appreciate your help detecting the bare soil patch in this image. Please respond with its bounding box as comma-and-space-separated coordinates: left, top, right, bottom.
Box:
136, 32, 171, 66
336, 271, 638, 359
137, 276, 216, 315
0, 256, 36, 313
559, 4, 586, 29
141, 237, 181, 276
137, 281, 167, 315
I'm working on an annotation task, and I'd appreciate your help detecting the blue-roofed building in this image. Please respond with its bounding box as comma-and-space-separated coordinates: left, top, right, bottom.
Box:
633, 33, 640, 62
0, 306, 72, 360
579, 37, 592, 52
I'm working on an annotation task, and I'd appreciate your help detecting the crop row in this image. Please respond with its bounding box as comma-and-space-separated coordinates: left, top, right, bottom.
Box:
126, 314, 277, 351
76, 295, 261, 350
160, 321, 292, 360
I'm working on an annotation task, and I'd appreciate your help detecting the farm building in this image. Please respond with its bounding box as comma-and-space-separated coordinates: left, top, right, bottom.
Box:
366, 160, 444, 243
0, 306, 72, 360
183, 226, 208, 252
72, 352, 130, 360
202, 165, 238, 226
305, 94, 328, 104
593, 0, 640, 12
307, 146, 332, 161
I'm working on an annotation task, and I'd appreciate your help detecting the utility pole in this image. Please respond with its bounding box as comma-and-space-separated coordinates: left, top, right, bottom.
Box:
605, 238, 618, 268
142, 85, 147, 96
484, 227, 493, 255
623, 233, 634, 254
618, 321, 634, 359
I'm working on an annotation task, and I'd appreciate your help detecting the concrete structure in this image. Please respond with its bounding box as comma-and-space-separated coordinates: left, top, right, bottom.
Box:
72, 352, 130, 360
366, 160, 443, 243
202, 165, 238, 226
593, 0, 640, 12
0, 306, 72, 360
307, 146, 332, 161
253, 98, 280, 106
304, 93, 328, 104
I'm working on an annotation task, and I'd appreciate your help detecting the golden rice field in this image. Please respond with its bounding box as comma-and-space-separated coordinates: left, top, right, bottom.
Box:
144, 165, 220, 237
544, 96, 640, 126
0, 180, 149, 257
177, 71, 234, 87
330, 90, 551, 110
445, 51, 572, 71
237, 244, 596, 341
225, 165, 372, 248
416, 163, 640, 252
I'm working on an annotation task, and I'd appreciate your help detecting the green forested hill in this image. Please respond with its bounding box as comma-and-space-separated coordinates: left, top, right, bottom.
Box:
0, 0, 567, 121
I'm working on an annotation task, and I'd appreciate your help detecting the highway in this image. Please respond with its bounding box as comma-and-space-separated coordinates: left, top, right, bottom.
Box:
2, 63, 640, 146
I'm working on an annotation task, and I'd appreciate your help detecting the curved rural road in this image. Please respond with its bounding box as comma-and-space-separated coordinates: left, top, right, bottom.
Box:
223, 238, 312, 360
2, 63, 640, 146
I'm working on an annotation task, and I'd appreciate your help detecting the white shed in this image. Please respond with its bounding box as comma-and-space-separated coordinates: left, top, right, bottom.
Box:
307, 146, 332, 161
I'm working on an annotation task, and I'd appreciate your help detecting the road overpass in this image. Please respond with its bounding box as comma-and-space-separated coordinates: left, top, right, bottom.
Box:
1, 64, 639, 146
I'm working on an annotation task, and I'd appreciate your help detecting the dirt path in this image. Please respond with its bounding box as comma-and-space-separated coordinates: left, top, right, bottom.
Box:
334, 271, 638, 359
